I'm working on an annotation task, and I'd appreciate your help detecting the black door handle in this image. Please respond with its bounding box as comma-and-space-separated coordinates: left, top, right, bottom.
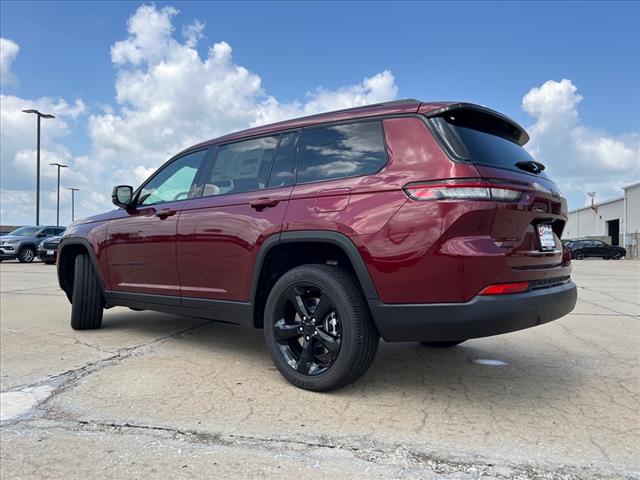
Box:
156, 208, 177, 219
250, 198, 280, 211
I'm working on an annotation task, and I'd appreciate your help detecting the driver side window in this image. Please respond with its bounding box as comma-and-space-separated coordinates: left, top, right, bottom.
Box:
138, 150, 207, 206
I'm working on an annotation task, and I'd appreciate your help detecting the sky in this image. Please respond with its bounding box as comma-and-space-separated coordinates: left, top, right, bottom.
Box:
1, 1, 639, 226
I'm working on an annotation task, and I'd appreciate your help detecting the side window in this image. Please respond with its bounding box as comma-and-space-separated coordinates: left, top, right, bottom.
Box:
297, 121, 387, 183
267, 132, 298, 188
204, 136, 278, 196
138, 150, 207, 206
40, 228, 56, 236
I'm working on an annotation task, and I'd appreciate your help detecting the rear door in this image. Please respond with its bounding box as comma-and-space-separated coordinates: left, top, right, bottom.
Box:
177, 131, 298, 302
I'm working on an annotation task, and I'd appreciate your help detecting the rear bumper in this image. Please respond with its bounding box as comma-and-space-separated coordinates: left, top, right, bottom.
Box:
369, 281, 577, 342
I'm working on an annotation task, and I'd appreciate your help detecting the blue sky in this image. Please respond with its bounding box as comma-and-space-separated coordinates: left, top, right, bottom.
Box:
1, 1, 639, 224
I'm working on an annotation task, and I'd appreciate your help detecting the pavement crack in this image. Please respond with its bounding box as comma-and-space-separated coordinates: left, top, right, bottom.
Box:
0, 321, 212, 422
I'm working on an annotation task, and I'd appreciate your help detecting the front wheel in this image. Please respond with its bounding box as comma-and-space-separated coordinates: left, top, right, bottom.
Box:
420, 340, 466, 348
264, 265, 379, 392
18, 246, 35, 263
70, 254, 104, 330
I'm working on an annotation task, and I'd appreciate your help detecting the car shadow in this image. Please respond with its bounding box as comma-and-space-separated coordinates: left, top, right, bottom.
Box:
97, 308, 584, 402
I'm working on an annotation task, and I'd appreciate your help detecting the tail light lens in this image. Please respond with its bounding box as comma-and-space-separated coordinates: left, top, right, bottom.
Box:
404, 179, 524, 202
479, 282, 529, 295
561, 244, 572, 265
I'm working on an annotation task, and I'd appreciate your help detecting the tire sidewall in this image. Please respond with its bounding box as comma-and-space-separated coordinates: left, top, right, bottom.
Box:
264, 266, 364, 391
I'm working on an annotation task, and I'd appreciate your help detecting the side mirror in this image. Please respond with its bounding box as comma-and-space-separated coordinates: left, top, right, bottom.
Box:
112, 185, 134, 209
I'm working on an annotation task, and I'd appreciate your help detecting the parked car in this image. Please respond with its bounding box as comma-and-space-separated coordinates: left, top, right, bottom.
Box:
564, 239, 626, 260
57, 99, 577, 391
37, 234, 64, 264
0, 226, 66, 263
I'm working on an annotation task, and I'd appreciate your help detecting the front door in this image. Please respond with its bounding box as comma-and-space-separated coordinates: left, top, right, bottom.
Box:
177, 131, 298, 301
105, 149, 208, 296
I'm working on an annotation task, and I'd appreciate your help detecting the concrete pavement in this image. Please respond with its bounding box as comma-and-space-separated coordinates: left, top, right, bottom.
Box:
1, 259, 638, 479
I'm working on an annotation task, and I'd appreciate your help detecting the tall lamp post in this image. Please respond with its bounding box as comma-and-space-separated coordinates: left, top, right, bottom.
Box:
66, 187, 79, 222
49, 163, 68, 226
22, 109, 56, 226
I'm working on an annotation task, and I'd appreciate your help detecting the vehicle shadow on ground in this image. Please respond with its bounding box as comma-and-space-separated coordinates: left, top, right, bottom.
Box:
96, 308, 585, 402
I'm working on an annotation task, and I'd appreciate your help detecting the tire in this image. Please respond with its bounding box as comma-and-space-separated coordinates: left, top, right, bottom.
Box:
573, 251, 584, 260
612, 253, 623, 260
17, 246, 35, 263
420, 340, 466, 348
264, 264, 379, 392
70, 254, 104, 330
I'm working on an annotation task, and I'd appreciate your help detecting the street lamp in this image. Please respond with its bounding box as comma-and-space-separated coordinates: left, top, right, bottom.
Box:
22, 109, 56, 226
66, 187, 79, 222
49, 163, 68, 226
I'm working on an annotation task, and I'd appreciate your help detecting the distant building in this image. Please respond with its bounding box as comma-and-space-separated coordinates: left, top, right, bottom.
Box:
563, 182, 640, 259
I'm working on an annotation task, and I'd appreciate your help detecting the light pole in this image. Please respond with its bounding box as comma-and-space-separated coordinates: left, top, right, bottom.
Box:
66, 187, 79, 222
22, 109, 56, 226
49, 163, 68, 226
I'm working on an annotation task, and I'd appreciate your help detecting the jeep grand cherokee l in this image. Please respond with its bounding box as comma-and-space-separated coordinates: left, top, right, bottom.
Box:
57, 99, 577, 391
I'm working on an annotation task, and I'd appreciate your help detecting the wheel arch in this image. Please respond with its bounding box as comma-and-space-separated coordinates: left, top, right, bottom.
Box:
250, 231, 379, 329
57, 238, 106, 302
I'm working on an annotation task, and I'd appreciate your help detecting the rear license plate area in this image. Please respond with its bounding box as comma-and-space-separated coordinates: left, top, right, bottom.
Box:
537, 224, 555, 251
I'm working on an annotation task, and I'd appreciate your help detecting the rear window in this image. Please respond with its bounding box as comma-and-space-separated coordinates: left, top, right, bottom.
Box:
297, 121, 387, 183
430, 109, 547, 177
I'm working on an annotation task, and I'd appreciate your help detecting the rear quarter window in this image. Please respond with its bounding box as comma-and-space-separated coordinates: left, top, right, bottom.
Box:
297, 120, 387, 183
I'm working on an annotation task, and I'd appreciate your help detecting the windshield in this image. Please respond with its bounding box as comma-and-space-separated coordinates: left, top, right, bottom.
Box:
8, 227, 40, 237
430, 109, 548, 178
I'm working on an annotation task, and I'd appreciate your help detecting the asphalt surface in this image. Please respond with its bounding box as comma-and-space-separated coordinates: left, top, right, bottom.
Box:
0, 259, 638, 479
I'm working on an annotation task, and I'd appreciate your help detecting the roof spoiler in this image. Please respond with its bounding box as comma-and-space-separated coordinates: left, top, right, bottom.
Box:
420, 102, 530, 146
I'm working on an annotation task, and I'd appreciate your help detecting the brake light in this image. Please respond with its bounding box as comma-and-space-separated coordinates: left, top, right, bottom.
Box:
404, 180, 523, 201
479, 282, 529, 295
561, 244, 572, 265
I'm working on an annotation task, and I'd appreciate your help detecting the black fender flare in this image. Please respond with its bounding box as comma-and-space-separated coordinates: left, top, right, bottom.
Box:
57, 237, 107, 293
249, 230, 380, 310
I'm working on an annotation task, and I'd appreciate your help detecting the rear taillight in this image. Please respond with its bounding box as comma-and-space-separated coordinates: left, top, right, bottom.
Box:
479, 282, 529, 295
561, 244, 572, 265
404, 179, 523, 202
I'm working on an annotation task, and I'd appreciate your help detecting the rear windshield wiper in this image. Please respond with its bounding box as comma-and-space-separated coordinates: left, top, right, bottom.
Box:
515, 160, 545, 174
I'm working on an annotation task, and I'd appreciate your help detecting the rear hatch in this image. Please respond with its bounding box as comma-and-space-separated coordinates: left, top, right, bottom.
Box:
425, 105, 567, 271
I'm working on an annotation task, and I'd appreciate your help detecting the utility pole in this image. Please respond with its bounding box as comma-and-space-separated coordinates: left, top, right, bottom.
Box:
50, 163, 68, 226
22, 109, 56, 225
66, 187, 79, 222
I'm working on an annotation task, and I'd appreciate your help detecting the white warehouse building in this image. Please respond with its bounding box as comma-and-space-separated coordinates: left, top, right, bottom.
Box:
563, 182, 640, 259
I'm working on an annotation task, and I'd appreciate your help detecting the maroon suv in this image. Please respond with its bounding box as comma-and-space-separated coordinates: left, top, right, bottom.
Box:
57, 99, 577, 391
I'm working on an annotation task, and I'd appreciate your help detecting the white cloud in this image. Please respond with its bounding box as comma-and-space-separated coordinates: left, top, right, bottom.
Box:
522, 79, 640, 206
1, 6, 399, 226
0, 38, 19, 87
88, 4, 398, 190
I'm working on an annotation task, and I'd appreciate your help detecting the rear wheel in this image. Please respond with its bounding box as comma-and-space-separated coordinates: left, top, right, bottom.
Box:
573, 251, 584, 260
264, 264, 379, 391
70, 254, 104, 330
18, 246, 35, 263
420, 340, 466, 348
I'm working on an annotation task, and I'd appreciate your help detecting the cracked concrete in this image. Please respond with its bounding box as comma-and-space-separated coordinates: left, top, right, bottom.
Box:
0, 260, 638, 479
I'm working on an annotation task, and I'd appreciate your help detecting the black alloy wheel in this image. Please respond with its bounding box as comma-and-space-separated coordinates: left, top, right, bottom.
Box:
573, 251, 584, 260
264, 265, 379, 391
272, 284, 341, 376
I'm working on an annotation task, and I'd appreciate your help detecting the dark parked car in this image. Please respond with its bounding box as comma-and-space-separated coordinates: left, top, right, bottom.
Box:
38, 234, 64, 264
564, 239, 626, 260
57, 99, 577, 391
0, 226, 66, 263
